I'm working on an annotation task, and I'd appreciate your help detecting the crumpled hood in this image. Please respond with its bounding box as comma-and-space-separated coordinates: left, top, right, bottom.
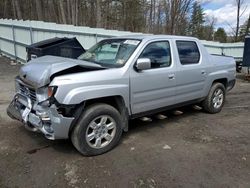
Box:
19, 55, 104, 88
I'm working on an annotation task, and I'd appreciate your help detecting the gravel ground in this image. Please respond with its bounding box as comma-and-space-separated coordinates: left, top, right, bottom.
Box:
0, 56, 250, 188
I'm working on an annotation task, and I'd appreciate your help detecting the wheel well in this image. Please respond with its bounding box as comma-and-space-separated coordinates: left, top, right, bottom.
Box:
68, 96, 129, 137
213, 78, 228, 88
85, 96, 129, 131
84, 96, 127, 115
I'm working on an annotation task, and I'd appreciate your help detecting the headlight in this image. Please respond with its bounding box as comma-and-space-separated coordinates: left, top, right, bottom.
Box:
48, 86, 57, 98
36, 86, 57, 105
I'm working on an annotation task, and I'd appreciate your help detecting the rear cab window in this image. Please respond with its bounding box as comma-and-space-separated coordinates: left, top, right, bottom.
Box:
176, 41, 200, 65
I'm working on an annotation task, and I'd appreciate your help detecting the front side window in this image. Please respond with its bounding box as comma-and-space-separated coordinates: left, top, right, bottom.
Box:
139, 41, 171, 68
176, 41, 200, 65
78, 39, 140, 68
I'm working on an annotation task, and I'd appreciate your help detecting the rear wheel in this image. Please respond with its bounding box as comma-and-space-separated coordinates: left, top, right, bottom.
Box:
202, 83, 226, 114
71, 103, 123, 156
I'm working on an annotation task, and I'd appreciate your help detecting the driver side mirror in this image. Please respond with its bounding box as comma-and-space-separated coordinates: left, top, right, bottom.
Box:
135, 58, 151, 71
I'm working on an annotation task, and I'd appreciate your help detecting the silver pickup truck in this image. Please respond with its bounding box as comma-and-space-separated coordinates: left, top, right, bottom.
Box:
7, 35, 236, 156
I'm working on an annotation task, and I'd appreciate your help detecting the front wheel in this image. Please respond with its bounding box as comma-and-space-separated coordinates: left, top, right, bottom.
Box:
71, 103, 123, 156
202, 83, 226, 114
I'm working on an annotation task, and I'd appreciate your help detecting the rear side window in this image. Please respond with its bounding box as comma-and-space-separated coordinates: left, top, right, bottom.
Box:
176, 41, 200, 65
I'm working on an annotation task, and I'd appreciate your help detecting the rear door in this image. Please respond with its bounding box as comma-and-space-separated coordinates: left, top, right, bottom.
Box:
174, 40, 207, 103
130, 40, 176, 114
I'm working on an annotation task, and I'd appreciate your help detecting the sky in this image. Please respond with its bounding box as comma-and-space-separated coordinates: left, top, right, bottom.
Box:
199, 0, 250, 34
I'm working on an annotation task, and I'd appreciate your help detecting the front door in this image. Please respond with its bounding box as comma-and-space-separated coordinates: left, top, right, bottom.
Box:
130, 40, 176, 114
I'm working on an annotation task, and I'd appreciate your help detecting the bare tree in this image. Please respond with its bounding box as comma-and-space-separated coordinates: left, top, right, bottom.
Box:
35, 0, 43, 20
72, 0, 76, 25
148, 0, 154, 32
11, 0, 16, 19
164, 0, 193, 35
66, 0, 71, 24
15, 0, 22, 19
3, 0, 8, 18
59, 0, 67, 24
1, 0, 219, 40
96, 0, 102, 27
75, 0, 79, 26
11, 0, 22, 19
235, 0, 247, 41
156, 1, 164, 33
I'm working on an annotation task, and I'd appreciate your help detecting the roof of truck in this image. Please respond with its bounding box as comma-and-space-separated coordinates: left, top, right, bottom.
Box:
114, 34, 198, 41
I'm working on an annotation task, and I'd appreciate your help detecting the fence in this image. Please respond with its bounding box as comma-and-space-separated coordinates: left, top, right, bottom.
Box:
0, 19, 143, 62
201, 40, 244, 62
0, 18, 245, 63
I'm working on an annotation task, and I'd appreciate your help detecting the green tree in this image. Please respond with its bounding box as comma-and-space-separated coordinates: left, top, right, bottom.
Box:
239, 14, 250, 41
214, 28, 227, 43
189, 1, 205, 38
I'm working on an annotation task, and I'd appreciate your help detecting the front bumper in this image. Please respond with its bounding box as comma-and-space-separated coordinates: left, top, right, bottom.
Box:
7, 93, 74, 140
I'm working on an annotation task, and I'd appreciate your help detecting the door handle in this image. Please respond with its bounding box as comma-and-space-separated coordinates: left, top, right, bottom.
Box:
201, 70, 206, 75
168, 74, 175, 80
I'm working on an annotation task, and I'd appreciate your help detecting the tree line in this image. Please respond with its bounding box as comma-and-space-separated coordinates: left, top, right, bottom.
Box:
1, 0, 249, 42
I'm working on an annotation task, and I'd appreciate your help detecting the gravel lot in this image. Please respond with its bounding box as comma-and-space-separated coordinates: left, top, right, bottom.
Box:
0, 56, 250, 188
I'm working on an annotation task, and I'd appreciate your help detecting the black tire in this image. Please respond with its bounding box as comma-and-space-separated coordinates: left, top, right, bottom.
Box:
71, 103, 123, 156
202, 83, 226, 114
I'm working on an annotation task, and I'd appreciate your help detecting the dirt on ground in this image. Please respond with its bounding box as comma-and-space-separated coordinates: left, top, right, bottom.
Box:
0, 56, 250, 188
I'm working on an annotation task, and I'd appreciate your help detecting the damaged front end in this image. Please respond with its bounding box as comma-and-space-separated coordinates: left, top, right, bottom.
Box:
7, 77, 74, 140
7, 55, 106, 140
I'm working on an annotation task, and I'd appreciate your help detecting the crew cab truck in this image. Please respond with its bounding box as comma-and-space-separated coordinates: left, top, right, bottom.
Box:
7, 35, 236, 156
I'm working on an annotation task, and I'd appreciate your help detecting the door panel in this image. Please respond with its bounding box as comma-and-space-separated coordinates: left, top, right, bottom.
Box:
175, 40, 207, 103
130, 68, 176, 114
175, 65, 206, 103
129, 40, 176, 114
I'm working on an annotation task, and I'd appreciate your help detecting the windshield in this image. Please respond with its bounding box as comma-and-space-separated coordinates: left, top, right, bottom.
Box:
78, 39, 141, 68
